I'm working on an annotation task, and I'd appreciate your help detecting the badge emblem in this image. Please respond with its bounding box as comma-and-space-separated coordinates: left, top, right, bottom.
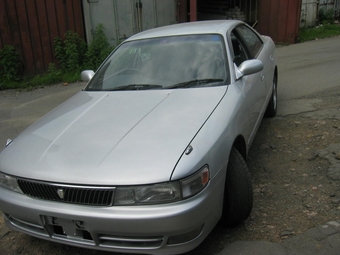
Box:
6, 139, 13, 147
57, 189, 64, 199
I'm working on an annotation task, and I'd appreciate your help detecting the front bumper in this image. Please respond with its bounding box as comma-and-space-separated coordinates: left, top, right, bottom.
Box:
0, 172, 225, 255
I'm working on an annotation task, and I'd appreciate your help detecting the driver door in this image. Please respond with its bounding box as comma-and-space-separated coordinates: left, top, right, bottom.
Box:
231, 27, 266, 147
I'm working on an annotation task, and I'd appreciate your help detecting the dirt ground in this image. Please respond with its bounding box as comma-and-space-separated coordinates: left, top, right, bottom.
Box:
0, 85, 340, 255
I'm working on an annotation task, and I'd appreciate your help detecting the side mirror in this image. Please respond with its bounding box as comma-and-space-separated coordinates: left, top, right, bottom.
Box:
235, 59, 263, 80
81, 70, 95, 82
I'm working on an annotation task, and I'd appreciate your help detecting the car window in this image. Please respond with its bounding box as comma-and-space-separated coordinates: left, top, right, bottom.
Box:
236, 25, 263, 57
231, 32, 249, 67
85, 34, 229, 91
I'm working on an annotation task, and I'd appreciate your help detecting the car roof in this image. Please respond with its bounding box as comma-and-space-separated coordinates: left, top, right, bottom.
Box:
126, 20, 243, 41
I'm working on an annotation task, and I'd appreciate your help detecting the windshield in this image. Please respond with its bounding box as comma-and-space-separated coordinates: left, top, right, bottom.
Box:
85, 34, 229, 91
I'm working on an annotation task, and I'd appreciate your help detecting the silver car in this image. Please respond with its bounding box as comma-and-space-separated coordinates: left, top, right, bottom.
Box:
0, 20, 277, 254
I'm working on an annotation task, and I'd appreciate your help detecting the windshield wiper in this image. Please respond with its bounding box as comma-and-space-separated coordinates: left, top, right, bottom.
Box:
108, 84, 163, 91
168, 79, 224, 89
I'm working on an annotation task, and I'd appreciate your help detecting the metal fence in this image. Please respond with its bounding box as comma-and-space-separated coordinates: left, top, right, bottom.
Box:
82, 0, 178, 47
301, 0, 340, 27
257, 0, 302, 44
0, 0, 85, 76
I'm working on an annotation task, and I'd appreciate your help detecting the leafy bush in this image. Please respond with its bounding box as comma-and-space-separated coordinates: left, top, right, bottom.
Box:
84, 24, 115, 70
0, 45, 22, 81
54, 31, 87, 71
54, 24, 114, 72
319, 8, 335, 24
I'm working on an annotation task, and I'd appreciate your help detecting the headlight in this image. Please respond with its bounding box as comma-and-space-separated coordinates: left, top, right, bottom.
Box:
0, 172, 23, 193
115, 182, 181, 205
114, 165, 210, 205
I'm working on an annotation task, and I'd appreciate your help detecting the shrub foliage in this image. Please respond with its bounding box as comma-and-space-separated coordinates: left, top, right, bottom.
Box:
0, 45, 22, 81
0, 23, 114, 90
54, 23, 114, 72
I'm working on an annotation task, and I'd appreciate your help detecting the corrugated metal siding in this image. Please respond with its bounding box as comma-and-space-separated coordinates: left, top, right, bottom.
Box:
336, 0, 340, 17
300, 0, 319, 27
257, 0, 302, 44
301, 0, 340, 27
320, 0, 339, 11
82, 0, 177, 47
177, 0, 188, 22
0, 0, 85, 76
319, 0, 340, 19
196, 0, 258, 24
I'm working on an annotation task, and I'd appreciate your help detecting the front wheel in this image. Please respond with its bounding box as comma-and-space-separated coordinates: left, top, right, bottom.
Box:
221, 148, 253, 226
265, 72, 278, 117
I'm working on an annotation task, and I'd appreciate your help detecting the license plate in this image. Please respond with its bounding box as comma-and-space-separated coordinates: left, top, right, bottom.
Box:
43, 216, 93, 241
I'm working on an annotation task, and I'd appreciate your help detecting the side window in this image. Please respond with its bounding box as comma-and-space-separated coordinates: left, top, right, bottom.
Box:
236, 25, 263, 57
231, 31, 249, 67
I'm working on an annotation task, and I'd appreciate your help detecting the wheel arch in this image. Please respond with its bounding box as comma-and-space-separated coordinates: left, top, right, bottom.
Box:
232, 135, 247, 160
274, 66, 278, 80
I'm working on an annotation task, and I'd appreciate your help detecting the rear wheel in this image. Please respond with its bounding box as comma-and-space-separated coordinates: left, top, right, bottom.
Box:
221, 147, 253, 226
265, 72, 278, 117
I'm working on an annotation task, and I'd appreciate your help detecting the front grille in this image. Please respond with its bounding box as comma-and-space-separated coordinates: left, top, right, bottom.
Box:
17, 179, 115, 206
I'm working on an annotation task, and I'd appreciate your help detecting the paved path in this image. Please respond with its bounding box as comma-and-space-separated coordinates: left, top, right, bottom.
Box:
0, 82, 86, 147
277, 36, 340, 100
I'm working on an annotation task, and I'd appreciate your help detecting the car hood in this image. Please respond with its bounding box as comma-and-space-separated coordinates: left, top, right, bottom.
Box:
0, 87, 226, 185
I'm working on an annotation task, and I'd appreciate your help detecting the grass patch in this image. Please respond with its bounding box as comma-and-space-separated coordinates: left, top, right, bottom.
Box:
0, 64, 82, 90
299, 24, 340, 42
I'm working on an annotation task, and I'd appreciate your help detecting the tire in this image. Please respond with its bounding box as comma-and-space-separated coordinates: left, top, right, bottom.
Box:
265, 72, 278, 117
221, 147, 253, 226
